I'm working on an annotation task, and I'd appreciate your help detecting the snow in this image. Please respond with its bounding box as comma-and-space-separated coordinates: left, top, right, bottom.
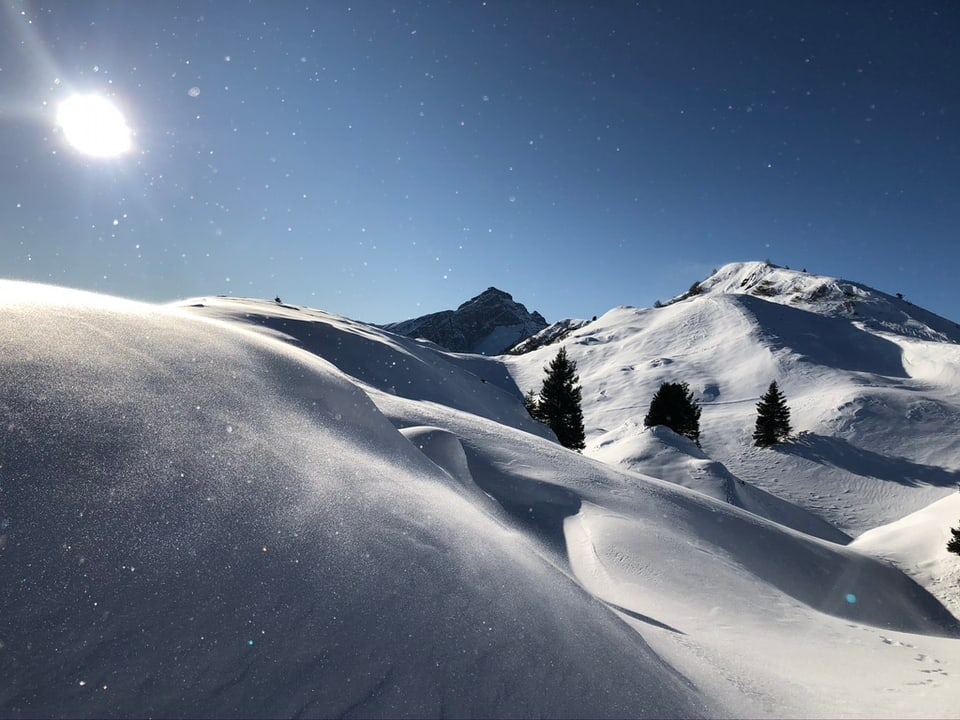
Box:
853, 492, 960, 619
2, 270, 960, 717
472, 321, 536, 356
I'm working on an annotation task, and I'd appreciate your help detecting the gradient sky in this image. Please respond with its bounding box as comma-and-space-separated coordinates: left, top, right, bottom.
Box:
2, 1, 958, 324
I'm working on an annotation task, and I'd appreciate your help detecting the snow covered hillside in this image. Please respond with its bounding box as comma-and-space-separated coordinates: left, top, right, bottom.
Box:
1, 275, 960, 718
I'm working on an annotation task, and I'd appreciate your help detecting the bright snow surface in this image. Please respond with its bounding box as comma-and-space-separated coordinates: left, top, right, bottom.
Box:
1, 267, 959, 717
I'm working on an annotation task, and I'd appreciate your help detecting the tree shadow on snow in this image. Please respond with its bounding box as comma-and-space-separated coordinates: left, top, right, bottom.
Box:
781, 433, 960, 488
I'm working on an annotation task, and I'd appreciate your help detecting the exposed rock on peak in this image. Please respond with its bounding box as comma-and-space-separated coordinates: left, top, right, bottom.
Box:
691, 262, 960, 343
507, 318, 593, 355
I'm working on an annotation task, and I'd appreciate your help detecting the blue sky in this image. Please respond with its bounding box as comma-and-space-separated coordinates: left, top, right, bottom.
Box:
2, 1, 958, 324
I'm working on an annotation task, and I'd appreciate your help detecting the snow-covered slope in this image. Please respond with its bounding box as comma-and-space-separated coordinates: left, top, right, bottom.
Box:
506, 262, 960, 541
2, 277, 960, 718
178, 295, 545, 436
853, 492, 960, 619
590, 423, 852, 544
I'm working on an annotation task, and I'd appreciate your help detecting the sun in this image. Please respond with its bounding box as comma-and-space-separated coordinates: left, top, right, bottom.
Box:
56, 93, 133, 158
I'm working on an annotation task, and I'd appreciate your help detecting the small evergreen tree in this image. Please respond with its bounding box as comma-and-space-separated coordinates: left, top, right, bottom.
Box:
753, 381, 792, 447
534, 347, 585, 451
948, 522, 960, 556
643, 381, 701, 447
524, 388, 545, 422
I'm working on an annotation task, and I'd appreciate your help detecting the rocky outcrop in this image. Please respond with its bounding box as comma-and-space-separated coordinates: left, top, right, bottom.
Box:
506, 318, 593, 355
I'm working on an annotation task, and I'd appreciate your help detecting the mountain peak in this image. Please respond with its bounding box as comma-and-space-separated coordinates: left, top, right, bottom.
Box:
384, 287, 548, 355
688, 261, 960, 344
701, 261, 818, 297
457, 286, 514, 311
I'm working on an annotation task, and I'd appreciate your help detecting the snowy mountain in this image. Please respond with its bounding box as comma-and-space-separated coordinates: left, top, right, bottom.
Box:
2, 270, 960, 718
383, 286, 547, 355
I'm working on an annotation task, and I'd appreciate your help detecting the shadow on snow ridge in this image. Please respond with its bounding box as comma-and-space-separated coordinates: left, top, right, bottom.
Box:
737, 294, 908, 378
782, 433, 960, 489
459, 445, 581, 556
603, 602, 686, 635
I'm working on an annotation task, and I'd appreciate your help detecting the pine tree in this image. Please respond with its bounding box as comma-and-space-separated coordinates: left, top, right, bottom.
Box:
948, 523, 960, 556
643, 381, 701, 447
753, 380, 792, 447
535, 347, 585, 451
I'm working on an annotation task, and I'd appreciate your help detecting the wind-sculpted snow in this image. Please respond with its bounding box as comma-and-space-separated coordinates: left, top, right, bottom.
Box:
373, 388, 960, 716
0, 282, 708, 719
590, 422, 851, 544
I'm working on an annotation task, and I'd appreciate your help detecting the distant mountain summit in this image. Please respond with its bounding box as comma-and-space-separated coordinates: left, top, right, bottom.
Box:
384, 287, 548, 355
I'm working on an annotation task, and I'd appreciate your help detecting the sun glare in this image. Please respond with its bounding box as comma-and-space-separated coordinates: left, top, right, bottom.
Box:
56, 94, 133, 158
